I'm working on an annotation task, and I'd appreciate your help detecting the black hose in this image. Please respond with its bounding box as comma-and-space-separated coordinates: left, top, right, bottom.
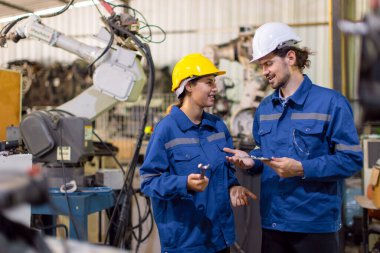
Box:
103, 17, 155, 248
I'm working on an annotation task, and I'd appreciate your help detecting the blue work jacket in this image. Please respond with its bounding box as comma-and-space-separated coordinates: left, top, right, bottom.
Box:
140, 106, 239, 253
249, 75, 363, 233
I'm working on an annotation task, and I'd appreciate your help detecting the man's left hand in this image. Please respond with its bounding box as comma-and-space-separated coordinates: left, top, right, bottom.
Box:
264, 157, 304, 178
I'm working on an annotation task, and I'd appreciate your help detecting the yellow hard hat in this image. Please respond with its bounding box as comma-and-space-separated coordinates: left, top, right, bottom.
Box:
171, 53, 226, 94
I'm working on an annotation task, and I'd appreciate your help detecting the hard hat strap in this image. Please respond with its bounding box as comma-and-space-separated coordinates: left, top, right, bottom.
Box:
175, 76, 198, 98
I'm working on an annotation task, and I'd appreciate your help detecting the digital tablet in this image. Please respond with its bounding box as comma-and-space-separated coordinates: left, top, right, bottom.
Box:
250, 156, 272, 161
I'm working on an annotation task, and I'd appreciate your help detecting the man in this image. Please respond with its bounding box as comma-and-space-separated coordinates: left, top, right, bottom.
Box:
224, 22, 363, 253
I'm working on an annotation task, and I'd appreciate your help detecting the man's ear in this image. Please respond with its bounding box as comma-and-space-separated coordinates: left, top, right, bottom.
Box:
286, 50, 297, 65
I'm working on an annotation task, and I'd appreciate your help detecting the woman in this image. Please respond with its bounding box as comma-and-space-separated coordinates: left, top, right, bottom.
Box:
140, 53, 256, 253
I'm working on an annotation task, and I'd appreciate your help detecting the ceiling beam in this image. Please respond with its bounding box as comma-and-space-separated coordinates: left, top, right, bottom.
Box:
0, 0, 33, 14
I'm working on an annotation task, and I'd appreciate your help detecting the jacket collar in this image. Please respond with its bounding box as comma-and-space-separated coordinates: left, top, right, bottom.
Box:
170, 106, 216, 131
271, 74, 312, 106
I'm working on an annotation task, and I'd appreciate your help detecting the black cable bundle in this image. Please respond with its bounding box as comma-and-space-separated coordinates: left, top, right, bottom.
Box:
101, 14, 156, 252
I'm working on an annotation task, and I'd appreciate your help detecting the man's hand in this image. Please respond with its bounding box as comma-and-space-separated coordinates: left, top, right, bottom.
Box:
264, 157, 304, 178
187, 174, 209, 192
223, 147, 255, 170
230, 186, 257, 207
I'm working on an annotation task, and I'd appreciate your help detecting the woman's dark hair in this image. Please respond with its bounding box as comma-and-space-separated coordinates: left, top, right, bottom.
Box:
274, 46, 313, 70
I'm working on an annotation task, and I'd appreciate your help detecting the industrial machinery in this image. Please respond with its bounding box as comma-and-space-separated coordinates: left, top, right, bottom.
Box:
339, 0, 380, 195
6, 13, 145, 164
203, 26, 268, 143
0, 0, 156, 249
338, 0, 380, 123
1, 10, 150, 186
339, 2, 380, 252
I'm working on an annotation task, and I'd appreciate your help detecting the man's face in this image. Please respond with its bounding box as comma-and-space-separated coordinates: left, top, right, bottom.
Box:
258, 53, 291, 90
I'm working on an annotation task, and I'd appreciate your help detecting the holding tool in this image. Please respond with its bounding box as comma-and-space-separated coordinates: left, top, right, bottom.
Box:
198, 163, 210, 179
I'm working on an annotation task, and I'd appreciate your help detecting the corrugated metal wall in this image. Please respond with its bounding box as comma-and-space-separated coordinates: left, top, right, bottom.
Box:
132, 0, 330, 86
1, 0, 330, 86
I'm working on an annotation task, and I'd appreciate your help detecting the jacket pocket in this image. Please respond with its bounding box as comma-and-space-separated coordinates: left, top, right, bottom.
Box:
256, 122, 273, 155
258, 122, 272, 136
171, 148, 201, 175
292, 121, 326, 158
293, 120, 325, 134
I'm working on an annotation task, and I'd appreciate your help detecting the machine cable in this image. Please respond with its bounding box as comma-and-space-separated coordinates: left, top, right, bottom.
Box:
93, 130, 126, 175
87, 0, 115, 76
59, 120, 82, 241
103, 13, 155, 250
108, 3, 166, 44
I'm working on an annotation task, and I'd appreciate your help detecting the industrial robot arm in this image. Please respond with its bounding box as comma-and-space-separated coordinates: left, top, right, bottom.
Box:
10, 15, 146, 120
1, 6, 155, 246
3, 14, 151, 165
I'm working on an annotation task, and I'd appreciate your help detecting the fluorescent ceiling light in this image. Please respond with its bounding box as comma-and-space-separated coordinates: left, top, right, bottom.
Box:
0, 0, 116, 24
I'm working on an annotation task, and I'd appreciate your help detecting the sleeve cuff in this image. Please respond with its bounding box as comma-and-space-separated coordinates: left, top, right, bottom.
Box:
228, 178, 240, 188
301, 160, 314, 179
247, 160, 263, 175
179, 175, 193, 199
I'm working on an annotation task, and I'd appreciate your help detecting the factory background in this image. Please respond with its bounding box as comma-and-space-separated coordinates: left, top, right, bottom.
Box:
0, 0, 378, 253
0, 0, 368, 86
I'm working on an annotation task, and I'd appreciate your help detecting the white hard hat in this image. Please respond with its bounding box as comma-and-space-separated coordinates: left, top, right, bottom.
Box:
250, 22, 301, 63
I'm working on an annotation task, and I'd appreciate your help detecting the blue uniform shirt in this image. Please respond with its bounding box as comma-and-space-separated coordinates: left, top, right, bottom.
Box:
140, 106, 239, 253
249, 75, 363, 233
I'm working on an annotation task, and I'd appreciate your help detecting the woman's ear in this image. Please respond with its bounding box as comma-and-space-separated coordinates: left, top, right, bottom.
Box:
185, 83, 192, 93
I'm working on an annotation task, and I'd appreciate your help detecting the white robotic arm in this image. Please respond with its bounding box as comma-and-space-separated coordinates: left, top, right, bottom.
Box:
13, 15, 146, 120
3, 15, 150, 165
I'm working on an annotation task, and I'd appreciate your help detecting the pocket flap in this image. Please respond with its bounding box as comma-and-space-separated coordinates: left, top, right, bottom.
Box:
172, 150, 200, 161
294, 121, 325, 134
258, 123, 272, 136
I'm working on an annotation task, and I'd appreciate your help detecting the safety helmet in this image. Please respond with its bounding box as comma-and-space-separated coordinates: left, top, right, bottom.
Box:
250, 22, 301, 62
171, 53, 225, 96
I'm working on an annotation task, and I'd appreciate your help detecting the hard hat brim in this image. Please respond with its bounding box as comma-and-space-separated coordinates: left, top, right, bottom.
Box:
174, 71, 226, 98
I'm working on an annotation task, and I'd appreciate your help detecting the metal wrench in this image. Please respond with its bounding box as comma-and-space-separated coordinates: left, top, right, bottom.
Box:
198, 163, 210, 179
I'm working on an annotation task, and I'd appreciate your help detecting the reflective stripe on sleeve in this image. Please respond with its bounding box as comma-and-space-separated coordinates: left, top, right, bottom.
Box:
207, 132, 226, 142
140, 173, 162, 180
291, 113, 331, 121
335, 144, 362, 152
164, 138, 199, 149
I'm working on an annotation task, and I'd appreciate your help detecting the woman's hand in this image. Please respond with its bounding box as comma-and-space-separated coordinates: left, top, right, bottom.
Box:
187, 173, 209, 192
229, 186, 257, 207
